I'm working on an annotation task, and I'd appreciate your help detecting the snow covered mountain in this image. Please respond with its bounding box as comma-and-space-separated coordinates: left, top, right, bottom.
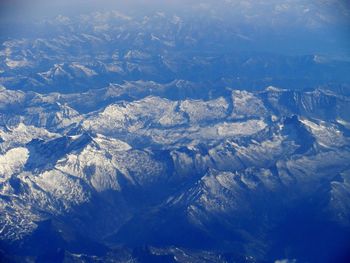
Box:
1, 2, 350, 262
1, 83, 350, 262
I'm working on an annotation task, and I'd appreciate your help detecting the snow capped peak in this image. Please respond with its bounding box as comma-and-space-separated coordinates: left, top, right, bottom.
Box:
40, 64, 72, 80
265, 85, 285, 92
69, 63, 97, 77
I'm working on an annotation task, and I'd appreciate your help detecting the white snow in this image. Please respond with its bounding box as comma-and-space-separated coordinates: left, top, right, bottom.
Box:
217, 119, 267, 137
0, 148, 29, 179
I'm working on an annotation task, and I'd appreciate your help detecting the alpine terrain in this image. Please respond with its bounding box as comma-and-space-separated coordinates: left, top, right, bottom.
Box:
0, 1, 350, 262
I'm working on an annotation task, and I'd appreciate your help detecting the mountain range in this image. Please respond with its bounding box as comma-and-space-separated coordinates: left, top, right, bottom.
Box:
1, 3, 350, 263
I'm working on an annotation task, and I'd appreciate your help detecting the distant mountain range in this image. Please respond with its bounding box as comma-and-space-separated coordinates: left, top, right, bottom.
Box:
1, 8, 350, 94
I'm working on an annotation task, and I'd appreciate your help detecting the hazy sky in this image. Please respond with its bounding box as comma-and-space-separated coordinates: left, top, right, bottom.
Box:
1, 0, 349, 23
0, 0, 349, 55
